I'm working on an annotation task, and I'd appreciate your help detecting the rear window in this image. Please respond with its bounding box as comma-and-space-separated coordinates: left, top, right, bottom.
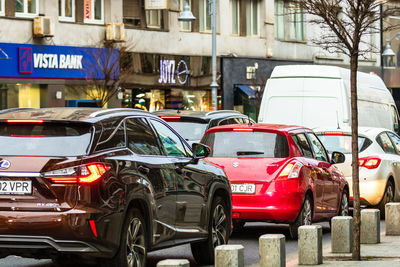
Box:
201, 131, 289, 158
167, 122, 208, 141
316, 134, 372, 154
0, 122, 93, 156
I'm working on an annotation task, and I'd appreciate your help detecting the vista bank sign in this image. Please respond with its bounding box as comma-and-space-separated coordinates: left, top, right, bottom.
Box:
0, 43, 118, 79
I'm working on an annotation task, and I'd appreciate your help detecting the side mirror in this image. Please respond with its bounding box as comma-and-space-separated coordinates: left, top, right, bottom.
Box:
192, 143, 211, 160
331, 151, 345, 164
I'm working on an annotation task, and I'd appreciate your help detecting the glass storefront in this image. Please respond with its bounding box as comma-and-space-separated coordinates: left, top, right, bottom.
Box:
0, 83, 42, 109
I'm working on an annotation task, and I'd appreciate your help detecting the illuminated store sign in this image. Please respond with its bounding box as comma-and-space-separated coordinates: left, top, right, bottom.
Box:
158, 59, 189, 85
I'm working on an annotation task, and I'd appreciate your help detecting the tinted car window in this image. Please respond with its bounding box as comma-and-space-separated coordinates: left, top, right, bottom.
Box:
292, 134, 313, 158
150, 119, 188, 157
377, 132, 397, 154
307, 133, 329, 162
96, 123, 125, 151
202, 131, 289, 158
126, 118, 161, 155
0, 122, 92, 156
167, 122, 208, 141
218, 117, 242, 126
387, 132, 400, 154
317, 134, 372, 154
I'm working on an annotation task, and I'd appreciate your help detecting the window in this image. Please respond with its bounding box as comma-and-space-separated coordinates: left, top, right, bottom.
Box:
0, 0, 4, 16
275, 0, 304, 41
150, 119, 188, 157
387, 132, 400, 154
377, 132, 397, 154
84, 0, 103, 24
16, 0, 39, 17
231, 0, 239, 35
199, 0, 211, 32
391, 105, 399, 132
59, 0, 75, 22
307, 133, 329, 162
180, 0, 192, 31
95, 123, 126, 152
126, 118, 162, 155
146, 10, 161, 28
317, 134, 372, 154
292, 134, 313, 158
246, 0, 258, 36
123, 0, 142, 27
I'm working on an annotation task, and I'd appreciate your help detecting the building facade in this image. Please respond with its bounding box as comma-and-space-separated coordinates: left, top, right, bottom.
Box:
0, 0, 383, 114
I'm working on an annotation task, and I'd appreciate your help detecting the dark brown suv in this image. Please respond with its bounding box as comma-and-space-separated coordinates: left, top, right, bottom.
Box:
0, 108, 232, 266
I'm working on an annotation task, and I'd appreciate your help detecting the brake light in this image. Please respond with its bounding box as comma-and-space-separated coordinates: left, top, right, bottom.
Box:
324, 131, 343, 136
233, 128, 253, 132
89, 220, 98, 237
44, 163, 110, 184
6, 119, 44, 123
160, 116, 181, 120
359, 157, 381, 169
277, 161, 303, 180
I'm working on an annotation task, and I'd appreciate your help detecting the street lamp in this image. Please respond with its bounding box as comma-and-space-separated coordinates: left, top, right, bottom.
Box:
178, 1, 218, 111
382, 32, 400, 67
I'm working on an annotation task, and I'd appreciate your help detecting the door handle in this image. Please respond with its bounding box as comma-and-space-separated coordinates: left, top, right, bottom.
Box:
138, 165, 150, 175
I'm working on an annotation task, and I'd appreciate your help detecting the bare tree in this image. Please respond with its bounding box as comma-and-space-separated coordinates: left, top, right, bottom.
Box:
295, 0, 399, 260
79, 43, 134, 107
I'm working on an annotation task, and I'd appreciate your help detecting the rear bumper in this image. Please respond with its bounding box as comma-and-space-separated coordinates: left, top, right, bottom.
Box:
232, 181, 304, 223
346, 177, 386, 206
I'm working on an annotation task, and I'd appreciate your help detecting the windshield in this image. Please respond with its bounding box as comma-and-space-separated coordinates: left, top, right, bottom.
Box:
317, 134, 371, 154
0, 122, 93, 156
201, 131, 289, 158
167, 122, 208, 141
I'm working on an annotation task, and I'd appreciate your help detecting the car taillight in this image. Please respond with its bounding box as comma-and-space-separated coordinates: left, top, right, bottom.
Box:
359, 157, 381, 169
277, 161, 303, 180
43, 163, 110, 184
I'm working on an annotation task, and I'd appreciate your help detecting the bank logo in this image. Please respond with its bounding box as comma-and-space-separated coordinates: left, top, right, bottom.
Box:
19, 47, 33, 74
0, 160, 10, 170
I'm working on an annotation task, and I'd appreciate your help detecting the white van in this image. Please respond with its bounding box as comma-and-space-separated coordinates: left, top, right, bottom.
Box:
258, 65, 400, 132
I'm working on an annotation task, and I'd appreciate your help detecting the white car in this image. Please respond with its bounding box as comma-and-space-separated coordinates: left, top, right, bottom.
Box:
314, 127, 400, 217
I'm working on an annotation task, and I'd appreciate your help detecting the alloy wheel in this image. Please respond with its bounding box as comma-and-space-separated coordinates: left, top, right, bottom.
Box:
340, 193, 349, 216
303, 199, 312, 225
126, 218, 146, 267
386, 184, 394, 204
212, 204, 228, 247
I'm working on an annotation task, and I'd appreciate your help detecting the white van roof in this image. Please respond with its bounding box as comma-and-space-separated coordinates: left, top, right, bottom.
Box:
270, 65, 387, 90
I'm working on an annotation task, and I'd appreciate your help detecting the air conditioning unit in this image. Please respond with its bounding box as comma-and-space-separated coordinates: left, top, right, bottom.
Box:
33, 17, 54, 38
106, 23, 125, 42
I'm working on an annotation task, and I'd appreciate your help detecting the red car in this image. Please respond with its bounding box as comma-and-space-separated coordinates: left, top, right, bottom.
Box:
201, 124, 349, 238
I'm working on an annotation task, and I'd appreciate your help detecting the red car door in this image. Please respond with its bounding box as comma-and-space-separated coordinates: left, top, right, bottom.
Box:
307, 133, 339, 214
292, 133, 325, 214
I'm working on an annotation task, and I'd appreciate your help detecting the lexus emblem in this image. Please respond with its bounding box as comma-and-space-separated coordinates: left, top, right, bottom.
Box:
233, 162, 239, 168
0, 160, 10, 170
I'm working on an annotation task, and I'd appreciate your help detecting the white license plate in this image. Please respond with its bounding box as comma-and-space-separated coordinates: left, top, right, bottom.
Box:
231, 183, 255, 194
0, 180, 32, 195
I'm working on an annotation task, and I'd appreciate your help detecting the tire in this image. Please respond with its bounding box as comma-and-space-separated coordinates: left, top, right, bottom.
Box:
232, 220, 245, 232
103, 208, 147, 267
379, 180, 395, 219
289, 195, 312, 239
338, 190, 349, 216
191, 196, 230, 265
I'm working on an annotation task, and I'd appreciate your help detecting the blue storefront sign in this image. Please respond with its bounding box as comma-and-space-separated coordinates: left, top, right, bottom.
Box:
0, 43, 119, 80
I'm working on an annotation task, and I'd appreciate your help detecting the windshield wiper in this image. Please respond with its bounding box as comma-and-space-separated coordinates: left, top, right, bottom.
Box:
236, 151, 264, 156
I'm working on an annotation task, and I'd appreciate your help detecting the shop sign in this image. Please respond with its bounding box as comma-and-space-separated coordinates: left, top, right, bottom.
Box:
145, 0, 168, 10
158, 59, 189, 85
0, 42, 119, 79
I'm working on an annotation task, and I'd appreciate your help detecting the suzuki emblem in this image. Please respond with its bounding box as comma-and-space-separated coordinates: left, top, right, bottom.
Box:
0, 160, 10, 170
233, 162, 239, 168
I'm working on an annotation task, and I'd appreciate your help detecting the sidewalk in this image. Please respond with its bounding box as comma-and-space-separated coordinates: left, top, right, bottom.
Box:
291, 232, 400, 266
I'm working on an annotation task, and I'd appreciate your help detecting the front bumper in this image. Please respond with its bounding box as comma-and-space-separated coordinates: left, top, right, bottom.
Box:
231, 180, 304, 223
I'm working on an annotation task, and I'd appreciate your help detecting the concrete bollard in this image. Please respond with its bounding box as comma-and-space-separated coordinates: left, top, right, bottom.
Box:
215, 244, 244, 267
259, 234, 285, 267
360, 209, 380, 244
157, 259, 190, 267
298, 225, 323, 265
331, 216, 353, 253
386, 203, 400, 235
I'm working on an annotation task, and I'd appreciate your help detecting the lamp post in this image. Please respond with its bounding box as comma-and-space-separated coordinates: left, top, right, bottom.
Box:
382, 32, 400, 67
178, 1, 218, 111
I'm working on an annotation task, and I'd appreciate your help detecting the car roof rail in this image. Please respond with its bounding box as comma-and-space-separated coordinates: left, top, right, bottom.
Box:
205, 110, 241, 116
89, 108, 146, 118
